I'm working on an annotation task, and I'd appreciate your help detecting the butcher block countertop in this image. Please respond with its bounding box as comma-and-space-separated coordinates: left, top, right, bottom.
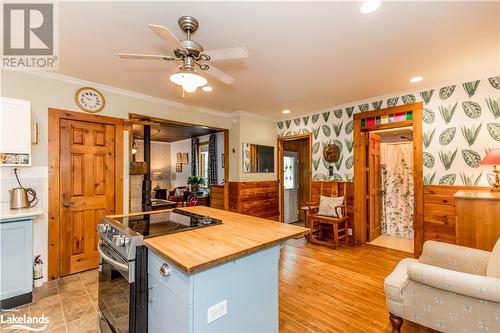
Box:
143, 206, 310, 274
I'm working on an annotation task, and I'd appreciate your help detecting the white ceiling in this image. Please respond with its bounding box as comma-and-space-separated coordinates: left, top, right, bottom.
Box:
58, 1, 500, 119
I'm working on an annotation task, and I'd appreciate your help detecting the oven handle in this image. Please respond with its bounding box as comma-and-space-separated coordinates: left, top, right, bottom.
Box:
98, 243, 129, 272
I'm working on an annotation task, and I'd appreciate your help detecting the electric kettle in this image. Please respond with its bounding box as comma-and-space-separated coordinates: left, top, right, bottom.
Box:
9, 168, 38, 209
10, 187, 38, 209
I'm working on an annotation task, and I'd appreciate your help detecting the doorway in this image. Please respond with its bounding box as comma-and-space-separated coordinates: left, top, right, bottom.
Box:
353, 102, 423, 255
367, 127, 414, 253
278, 134, 312, 224
128, 114, 229, 211
48, 109, 124, 279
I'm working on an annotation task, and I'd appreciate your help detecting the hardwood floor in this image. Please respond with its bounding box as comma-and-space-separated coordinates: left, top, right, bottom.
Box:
4, 239, 438, 332
279, 238, 437, 333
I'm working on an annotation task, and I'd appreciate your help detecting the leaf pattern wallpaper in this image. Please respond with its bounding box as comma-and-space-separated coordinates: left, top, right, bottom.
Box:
277, 76, 500, 185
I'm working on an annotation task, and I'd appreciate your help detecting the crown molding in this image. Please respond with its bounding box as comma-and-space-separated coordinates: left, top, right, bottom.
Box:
3, 68, 236, 118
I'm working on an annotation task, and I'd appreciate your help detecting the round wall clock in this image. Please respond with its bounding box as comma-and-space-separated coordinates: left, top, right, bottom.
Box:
75, 87, 105, 113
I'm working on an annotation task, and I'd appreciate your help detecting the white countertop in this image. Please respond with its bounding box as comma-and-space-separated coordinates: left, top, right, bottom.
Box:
0, 204, 44, 221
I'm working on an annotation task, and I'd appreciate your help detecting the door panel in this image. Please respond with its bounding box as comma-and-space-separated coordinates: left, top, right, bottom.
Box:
368, 133, 382, 241
60, 119, 115, 276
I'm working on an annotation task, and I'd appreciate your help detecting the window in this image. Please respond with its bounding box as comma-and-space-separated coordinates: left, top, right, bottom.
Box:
198, 142, 209, 181
283, 155, 296, 189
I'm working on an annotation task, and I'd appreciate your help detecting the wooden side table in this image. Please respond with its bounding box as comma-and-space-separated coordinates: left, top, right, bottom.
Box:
454, 190, 500, 251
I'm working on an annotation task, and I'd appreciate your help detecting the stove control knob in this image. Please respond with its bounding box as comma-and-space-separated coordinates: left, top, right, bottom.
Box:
97, 224, 109, 233
112, 235, 126, 247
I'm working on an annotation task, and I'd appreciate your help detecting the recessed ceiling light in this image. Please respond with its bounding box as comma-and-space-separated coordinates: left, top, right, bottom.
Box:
409, 76, 424, 83
282, 109, 291, 114
360, 0, 381, 14
202, 86, 213, 92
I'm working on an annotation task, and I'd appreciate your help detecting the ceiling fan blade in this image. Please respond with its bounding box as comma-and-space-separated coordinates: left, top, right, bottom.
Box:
205, 65, 235, 85
118, 53, 176, 61
148, 24, 186, 51
203, 46, 248, 61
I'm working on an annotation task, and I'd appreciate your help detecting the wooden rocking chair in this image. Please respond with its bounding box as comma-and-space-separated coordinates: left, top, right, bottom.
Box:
306, 182, 349, 249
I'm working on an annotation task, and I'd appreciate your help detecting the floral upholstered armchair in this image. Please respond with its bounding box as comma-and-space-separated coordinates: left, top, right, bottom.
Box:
385, 240, 500, 333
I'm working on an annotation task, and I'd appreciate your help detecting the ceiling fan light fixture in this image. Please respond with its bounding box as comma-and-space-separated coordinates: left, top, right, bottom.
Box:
169, 67, 207, 93
202, 86, 213, 92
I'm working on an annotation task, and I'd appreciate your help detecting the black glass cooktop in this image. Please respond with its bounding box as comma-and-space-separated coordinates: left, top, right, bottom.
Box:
113, 209, 222, 238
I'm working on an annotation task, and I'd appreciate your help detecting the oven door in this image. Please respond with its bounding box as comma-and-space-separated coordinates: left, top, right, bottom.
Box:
98, 240, 133, 333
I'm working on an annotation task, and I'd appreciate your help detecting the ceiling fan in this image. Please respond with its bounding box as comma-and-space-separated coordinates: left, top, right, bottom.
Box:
118, 16, 248, 93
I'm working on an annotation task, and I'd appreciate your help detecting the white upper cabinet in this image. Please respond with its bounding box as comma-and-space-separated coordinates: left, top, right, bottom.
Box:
0, 97, 31, 166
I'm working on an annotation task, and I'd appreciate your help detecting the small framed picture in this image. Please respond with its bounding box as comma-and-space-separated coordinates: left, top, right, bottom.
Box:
221, 154, 225, 168
176, 153, 182, 163
181, 153, 188, 164
176, 163, 182, 172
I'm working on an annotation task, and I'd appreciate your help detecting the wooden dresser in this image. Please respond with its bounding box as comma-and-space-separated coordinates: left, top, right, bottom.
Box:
454, 190, 500, 251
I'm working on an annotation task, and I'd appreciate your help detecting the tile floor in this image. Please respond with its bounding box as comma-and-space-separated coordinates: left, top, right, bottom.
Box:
368, 234, 414, 253
0, 269, 98, 333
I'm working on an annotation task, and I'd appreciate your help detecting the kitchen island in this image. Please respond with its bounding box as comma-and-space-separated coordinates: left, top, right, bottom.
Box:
144, 206, 309, 333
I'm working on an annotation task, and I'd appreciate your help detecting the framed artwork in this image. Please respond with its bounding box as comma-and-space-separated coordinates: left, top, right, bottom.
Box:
176, 152, 182, 163
221, 154, 225, 168
176, 163, 182, 172
181, 153, 189, 164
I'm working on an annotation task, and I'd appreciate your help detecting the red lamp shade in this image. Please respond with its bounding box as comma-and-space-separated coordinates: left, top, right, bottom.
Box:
481, 149, 500, 165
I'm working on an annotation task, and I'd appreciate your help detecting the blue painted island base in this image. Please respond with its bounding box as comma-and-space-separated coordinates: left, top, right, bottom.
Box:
148, 244, 281, 333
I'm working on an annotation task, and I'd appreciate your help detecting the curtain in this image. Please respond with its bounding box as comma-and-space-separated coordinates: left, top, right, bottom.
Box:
191, 137, 199, 176
208, 134, 218, 184
381, 142, 414, 239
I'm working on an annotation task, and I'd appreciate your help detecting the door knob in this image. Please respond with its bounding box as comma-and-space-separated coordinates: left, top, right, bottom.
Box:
63, 202, 75, 208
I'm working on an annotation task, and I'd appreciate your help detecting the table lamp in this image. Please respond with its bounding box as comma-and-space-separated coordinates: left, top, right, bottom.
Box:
481, 148, 500, 192
152, 171, 163, 190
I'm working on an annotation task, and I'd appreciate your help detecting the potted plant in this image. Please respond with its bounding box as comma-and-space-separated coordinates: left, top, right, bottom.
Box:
187, 176, 205, 193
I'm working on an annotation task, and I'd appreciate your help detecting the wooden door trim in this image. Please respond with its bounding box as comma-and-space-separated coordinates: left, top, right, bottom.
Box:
277, 133, 312, 222
48, 108, 124, 280
353, 102, 423, 256
223, 129, 229, 210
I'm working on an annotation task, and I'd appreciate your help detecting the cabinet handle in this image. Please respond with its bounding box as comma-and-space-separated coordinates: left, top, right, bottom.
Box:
159, 263, 171, 277
63, 202, 75, 208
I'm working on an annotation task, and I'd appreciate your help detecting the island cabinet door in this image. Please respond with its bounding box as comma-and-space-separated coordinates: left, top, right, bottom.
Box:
148, 252, 193, 333
0, 218, 33, 303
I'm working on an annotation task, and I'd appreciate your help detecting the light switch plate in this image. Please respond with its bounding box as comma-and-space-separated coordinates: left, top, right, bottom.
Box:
207, 300, 227, 323
348, 228, 353, 236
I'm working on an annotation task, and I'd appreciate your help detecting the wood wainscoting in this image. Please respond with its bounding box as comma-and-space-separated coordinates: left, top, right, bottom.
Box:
228, 181, 279, 220
210, 185, 225, 209
421, 185, 490, 255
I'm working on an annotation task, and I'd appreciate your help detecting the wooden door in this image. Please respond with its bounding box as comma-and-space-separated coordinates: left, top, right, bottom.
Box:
368, 133, 382, 241
59, 119, 116, 275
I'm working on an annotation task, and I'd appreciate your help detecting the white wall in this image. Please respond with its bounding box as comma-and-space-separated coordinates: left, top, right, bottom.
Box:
170, 138, 192, 188
135, 140, 172, 189
235, 113, 277, 182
